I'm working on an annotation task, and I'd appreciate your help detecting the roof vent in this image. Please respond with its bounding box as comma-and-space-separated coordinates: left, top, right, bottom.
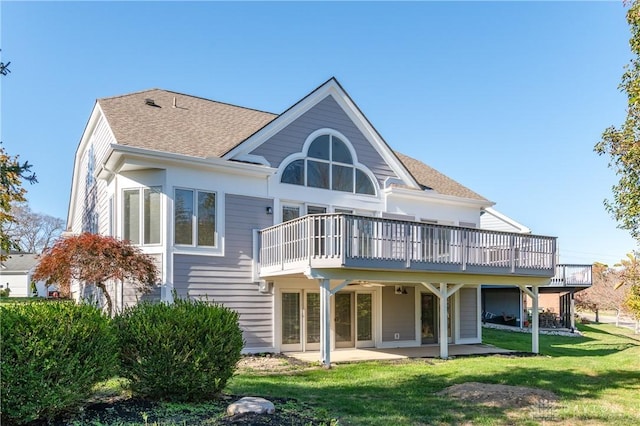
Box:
145, 98, 159, 107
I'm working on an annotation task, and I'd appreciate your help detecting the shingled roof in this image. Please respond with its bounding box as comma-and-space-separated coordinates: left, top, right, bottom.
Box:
1, 253, 39, 272
394, 152, 488, 201
98, 89, 277, 158
98, 88, 488, 202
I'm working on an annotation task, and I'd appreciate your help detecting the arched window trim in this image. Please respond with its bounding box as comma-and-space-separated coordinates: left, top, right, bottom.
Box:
277, 128, 378, 196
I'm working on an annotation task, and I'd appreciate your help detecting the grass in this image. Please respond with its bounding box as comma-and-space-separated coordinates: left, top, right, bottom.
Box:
39, 323, 640, 425
227, 323, 640, 425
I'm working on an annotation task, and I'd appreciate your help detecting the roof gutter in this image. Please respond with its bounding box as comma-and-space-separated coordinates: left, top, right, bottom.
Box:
101, 144, 277, 178
383, 185, 494, 208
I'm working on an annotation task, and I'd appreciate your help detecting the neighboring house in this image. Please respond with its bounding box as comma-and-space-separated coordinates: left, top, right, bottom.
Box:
0, 252, 49, 297
480, 208, 592, 330
67, 78, 560, 365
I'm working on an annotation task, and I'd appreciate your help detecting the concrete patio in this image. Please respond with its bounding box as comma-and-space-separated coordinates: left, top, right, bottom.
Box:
287, 344, 516, 363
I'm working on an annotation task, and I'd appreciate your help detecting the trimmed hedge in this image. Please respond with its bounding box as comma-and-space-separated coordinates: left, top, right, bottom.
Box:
114, 297, 244, 401
0, 300, 118, 424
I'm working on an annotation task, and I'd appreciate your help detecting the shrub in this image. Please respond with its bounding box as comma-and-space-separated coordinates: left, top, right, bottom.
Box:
0, 300, 118, 424
114, 297, 244, 401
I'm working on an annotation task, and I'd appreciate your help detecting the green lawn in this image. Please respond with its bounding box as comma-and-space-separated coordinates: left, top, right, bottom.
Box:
48, 323, 640, 425
227, 324, 640, 425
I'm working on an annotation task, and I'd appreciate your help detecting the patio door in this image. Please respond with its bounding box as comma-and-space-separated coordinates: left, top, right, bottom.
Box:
281, 291, 302, 351
305, 292, 321, 351
356, 292, 374, 348
281, 290, 321, 352
421, 293, 453, 344
335, 292, 354, 348
335, 291, 374, 348
281, 290, 374, 351
421, 293, 437, 344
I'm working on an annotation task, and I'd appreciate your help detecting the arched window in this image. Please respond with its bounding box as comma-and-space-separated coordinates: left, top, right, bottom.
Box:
280, 133, 376, 195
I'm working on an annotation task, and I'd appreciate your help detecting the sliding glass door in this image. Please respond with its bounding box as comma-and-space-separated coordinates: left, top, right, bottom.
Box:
281, 290, 374, 351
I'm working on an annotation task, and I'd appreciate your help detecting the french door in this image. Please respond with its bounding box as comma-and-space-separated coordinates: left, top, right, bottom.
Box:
420, 292, 453, 344
280, 290, 373, 351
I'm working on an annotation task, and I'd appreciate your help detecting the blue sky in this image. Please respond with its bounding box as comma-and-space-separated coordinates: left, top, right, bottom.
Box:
1, 1, 637, 265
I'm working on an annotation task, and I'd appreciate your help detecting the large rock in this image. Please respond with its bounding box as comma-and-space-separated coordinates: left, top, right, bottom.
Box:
226, 396, 275, 416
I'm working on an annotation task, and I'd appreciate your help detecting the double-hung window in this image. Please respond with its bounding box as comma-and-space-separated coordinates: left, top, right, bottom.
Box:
174, 189, 216, 247
123, 187, 161, 245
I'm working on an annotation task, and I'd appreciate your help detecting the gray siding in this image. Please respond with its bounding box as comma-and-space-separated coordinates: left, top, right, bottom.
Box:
122, 254, 163, 309
71, 115, 116, 234
459, 287, 478, 339
173, 194, 274, 349
381, 285, 415, 341
250, 95, 398, 186
75, 254, 162, 315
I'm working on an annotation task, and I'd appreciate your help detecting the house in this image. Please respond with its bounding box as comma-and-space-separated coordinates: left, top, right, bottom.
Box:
67, 78, 560, 366
0, 252, 49, 297
480, 208, 592, 330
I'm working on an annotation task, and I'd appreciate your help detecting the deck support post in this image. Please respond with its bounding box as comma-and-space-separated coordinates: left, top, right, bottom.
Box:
519, 288, 525, 329
420, 282, 456, 359
570, 289, 576, 331
320, 279, 332, 368
517, 284, 541, 354
532, 285, 539, 354
439, 282, 448, 359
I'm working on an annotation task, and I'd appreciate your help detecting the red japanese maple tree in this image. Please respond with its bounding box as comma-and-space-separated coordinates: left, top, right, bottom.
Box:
34, 233, 158, 315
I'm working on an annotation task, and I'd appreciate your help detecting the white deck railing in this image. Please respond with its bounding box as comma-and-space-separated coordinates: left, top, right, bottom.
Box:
260, 214, 557, 277
550, 264, 593, 287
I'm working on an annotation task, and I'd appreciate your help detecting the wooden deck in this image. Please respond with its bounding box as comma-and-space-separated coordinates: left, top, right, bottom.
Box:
260, 213, 557, 278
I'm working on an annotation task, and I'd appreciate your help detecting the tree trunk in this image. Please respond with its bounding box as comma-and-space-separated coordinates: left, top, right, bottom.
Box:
616, 309, 620, 327
595, 309, 599, 323
95, 281, 113, 317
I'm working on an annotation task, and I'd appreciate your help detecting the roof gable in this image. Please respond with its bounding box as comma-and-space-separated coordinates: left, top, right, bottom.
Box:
94, 80, 489, 203
224, 78, 421, 189
247, 94, 400, 188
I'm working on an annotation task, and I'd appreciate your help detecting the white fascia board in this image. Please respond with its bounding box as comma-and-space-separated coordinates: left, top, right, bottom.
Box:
223, 79, 420, 189
66, 103, 104, 231
483, 207, 531, 234
102, 144, 277, 178
384, 186, 494, 209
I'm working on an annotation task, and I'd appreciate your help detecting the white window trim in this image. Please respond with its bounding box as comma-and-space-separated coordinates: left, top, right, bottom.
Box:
172, 187, 224, 256
122, 186, 163, 246
276, 128, 379, 197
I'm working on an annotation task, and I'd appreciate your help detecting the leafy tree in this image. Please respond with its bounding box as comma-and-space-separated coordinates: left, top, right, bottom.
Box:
0, 145, 37, 260
0, 51, 37, 260
33, 233, 159, 316
595, 1, 640, 241
615, 252, 640, 331
625, 285, 640, 333
575, 262, 628, 323
4, 202, 65, 253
